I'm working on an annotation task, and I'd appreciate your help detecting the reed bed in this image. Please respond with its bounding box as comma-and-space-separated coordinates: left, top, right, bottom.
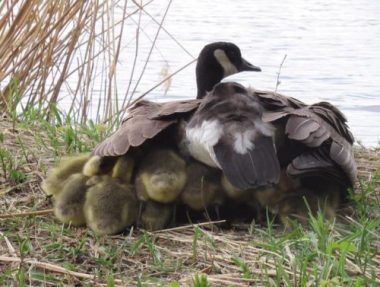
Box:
0, 0, 190, 126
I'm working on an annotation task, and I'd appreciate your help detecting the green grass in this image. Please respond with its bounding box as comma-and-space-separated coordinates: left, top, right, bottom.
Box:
192, 273, 210, 287
0, 92, 379, 286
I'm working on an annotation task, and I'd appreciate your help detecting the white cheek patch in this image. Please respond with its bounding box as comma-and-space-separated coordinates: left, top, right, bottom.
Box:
186, 120, 223, 167
213, 49, 238, 77
233, 129, 256, 154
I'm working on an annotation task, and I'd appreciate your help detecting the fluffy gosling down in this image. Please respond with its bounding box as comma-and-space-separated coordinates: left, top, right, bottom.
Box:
140, 200, 173, 231
53, 173, 89, 226
277, 191, 339, 228
82, 155, 119, 177
84, 175, 138, 235
42, 154, 90, 226
252, 173, 340, 227
42, 154, 89, 196
135, 149, 187, 203
111, 155, 135, 183
181, 161, 224, 211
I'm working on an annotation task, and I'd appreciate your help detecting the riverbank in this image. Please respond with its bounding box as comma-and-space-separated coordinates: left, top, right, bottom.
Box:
0, 117, 379, 286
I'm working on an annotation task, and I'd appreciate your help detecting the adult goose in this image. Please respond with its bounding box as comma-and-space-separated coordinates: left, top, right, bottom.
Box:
92, 42, 261, 157
92, 42, 356, 200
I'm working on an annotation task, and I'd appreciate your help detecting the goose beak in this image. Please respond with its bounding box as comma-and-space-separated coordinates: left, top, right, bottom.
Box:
240, 57, 261, 72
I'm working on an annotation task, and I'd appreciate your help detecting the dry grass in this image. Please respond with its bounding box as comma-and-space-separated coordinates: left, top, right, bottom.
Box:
0, 0, 193, 125
0, 117, 379, 286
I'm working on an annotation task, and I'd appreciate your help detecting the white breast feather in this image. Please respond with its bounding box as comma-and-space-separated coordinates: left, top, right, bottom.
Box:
186, 120, 223, 168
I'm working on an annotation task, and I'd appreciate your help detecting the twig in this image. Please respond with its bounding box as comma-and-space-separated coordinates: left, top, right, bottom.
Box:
153, 219, 226, 233
121, 0, 142, 118
0, 231, 17, 257
275, 54, 287, 93
0, 209, 53, 219
131, 0, 194, 59
0, 179, 39, 196
0, 255, 122, 284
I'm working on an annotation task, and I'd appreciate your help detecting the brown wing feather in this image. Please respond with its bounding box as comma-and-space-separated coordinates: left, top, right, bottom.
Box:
330, 140, 357, 185
285, 107, 357, 185
150, 99, 202, 118
255, 89, 306, 111
286, 116, 321, 141
92, 116, 175, 156
287, 150, 349, 186
92, 100, 200, 157
309, 102, 354, 144
255, 90, 357, 186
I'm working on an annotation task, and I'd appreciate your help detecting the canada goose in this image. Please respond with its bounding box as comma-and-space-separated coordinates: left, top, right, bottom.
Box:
91, 42, 261, 157
140, 200, 173, 231
53, 173, 88, 226
90, 41, 356, 221
135, 149, 186, 203
42, 154, 89, 196
84, 175, 138, 235
180, 160, 224, 211
91, 43, 355, 188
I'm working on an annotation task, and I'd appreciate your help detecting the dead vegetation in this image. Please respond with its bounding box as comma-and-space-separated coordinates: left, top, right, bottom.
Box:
0, 0, 194, 125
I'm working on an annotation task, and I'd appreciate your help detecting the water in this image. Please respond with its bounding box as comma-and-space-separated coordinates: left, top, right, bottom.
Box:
90, 0, 380, 146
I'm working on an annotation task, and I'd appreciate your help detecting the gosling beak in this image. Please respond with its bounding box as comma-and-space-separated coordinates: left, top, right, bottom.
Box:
240, 57, 262, 72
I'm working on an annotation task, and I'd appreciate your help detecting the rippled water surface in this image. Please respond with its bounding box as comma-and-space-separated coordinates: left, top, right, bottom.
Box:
92, 0, 380, 146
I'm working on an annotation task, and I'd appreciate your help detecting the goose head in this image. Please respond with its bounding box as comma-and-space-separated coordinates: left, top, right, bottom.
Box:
196, 42, 261, 99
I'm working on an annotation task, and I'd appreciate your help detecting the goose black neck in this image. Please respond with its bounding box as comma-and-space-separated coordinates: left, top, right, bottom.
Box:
196, 54, 224, 99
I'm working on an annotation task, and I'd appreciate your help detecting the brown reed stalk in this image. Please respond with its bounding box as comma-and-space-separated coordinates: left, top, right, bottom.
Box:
0, 0, 193, 126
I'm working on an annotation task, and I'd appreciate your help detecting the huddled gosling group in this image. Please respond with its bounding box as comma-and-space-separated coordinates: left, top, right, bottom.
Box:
42, 148, 339, 235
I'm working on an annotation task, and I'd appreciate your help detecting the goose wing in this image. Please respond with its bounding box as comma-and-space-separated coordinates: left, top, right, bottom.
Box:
287, 149, 351, 187
285, 106, 357, 185
92, 100, 201, 156
256, 91, 357, 186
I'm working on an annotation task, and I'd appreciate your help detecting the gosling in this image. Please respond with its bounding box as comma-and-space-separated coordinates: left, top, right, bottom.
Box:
181, 160, 224, 211
84, 175, 138, 235
42, 154, 89, 196
140, 200, 173, 231
53, 173, 88, 226
135, 149, 187, 203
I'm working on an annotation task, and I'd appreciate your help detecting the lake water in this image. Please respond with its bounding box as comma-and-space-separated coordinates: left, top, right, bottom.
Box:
87, 0, 380, 146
